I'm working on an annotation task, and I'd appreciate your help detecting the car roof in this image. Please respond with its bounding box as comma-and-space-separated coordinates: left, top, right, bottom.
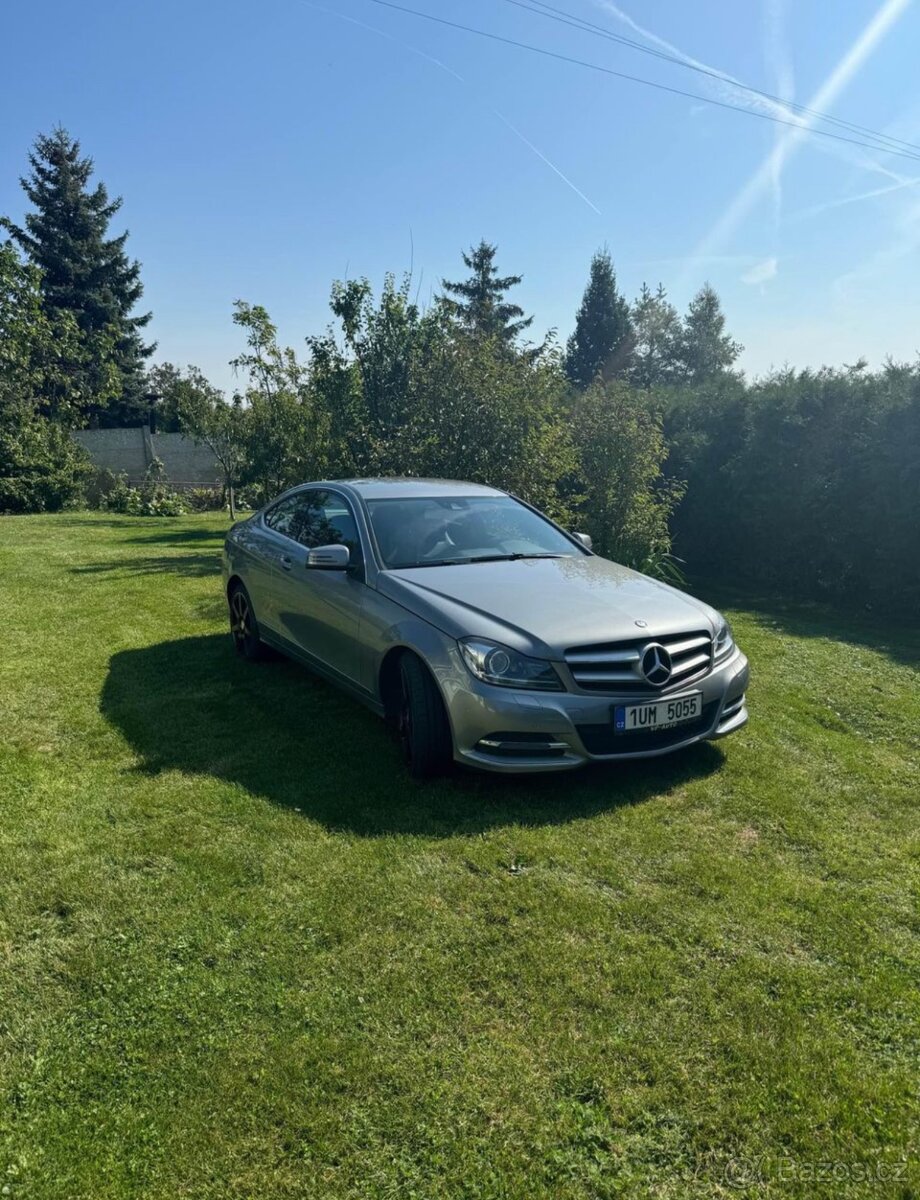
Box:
327, 478, 508, 500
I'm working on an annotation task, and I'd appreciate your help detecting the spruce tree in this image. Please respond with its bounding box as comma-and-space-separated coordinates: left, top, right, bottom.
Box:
631, 282, 682, 389
441, 240, 534, 349
565, 249, 633, 387
677, 284, 742, 384
5, 127, 154, 426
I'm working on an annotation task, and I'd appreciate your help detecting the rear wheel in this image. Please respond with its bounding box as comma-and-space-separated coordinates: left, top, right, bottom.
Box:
228, 583, 265, 662
397, 653, 452, 779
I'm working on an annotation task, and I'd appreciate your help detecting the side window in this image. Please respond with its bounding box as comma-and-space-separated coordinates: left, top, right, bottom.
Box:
263, 495, 301, 537
293, 491, 363, 565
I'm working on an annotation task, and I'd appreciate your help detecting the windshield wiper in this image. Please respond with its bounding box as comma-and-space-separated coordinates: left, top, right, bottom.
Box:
391, 557, 474, 569
464, 552, 568, 563
436, 549, 570, 564
391, 552, 570, 569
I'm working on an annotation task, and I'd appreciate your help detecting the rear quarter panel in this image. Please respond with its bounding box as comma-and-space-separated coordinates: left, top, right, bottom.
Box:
224, 519, 277, 630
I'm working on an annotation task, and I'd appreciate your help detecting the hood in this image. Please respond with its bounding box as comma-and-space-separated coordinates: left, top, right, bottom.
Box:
377, 555, 718, 656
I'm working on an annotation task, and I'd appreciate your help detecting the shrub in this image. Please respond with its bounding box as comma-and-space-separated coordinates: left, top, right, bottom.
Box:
569, 381, 684, 578
102, 459, 185, 517
0, 406, 91, 513
84, 466, 121, 509
394, 330, 578, 523
664, 364, 920, 613
183, 486, 224, 512
99, 473, 133, 513
308, 279, 577, 522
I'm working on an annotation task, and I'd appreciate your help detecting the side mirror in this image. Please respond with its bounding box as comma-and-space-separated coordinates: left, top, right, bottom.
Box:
307, 544, 350, 570
573, 532, 593, 551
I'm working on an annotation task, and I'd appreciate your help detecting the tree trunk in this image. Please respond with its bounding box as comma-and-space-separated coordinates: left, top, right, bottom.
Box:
228, 481, 237, 521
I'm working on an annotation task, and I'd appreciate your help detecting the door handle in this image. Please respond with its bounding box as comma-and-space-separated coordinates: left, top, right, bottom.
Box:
280, 554, 293, 571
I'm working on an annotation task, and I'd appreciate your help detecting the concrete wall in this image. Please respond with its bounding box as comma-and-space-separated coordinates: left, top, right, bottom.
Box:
149, 432, 223, 487
72, 428, 148, 480
73, 428, 222, 488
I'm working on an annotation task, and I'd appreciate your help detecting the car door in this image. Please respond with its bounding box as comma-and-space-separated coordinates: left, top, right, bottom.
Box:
271, 489, 367, 687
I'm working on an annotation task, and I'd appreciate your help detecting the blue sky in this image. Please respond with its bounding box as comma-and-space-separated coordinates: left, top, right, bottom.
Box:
2, 0, 919, 390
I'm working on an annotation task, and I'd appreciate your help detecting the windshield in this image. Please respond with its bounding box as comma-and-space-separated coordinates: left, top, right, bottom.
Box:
366, 495, 584, 569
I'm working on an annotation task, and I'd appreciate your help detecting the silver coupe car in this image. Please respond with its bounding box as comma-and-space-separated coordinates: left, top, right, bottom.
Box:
222, 478, 749, 777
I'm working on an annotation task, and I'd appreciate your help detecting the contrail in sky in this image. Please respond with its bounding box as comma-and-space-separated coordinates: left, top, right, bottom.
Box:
679, 0, 911, 289
490, 109, 602, 215
302, 1, 602, 215
789, 176, 920, 222
594, 0, 796, 120
762, 0, 794, 236
596, 0, 912, 283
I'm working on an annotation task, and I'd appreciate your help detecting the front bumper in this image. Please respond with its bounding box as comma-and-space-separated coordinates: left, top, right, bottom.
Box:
445, 647, 750, 773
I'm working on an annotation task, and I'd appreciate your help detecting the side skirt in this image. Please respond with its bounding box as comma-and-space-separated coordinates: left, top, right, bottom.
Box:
260, 628, 385, 718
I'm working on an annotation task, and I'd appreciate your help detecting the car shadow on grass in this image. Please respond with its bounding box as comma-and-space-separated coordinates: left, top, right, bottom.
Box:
72, 553, 221, 579
121, 527, 229, 547
55, 515, 229, 547
100, 633, 725, 837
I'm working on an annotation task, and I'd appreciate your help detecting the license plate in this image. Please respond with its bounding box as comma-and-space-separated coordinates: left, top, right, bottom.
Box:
614, 692, 702, 733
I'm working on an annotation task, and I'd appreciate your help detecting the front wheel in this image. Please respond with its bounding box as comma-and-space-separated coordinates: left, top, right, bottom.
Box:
397, 654, 453, 779
228, 583, 265, 662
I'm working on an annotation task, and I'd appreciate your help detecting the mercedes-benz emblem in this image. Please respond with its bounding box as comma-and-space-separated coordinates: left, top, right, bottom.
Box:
640, 642, 672, 685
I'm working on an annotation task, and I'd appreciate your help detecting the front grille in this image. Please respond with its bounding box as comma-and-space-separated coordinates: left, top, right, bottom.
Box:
577, 700, 719, 755
564, 629, 713, 695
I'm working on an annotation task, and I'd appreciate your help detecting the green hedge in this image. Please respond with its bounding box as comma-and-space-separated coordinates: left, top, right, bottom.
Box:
664, 364, 920, 615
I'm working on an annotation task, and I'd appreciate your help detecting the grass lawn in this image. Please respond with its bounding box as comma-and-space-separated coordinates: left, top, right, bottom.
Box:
1, 512, 918, 1199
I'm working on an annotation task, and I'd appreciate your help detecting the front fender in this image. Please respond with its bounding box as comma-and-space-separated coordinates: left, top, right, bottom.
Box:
374, 615, 459, 698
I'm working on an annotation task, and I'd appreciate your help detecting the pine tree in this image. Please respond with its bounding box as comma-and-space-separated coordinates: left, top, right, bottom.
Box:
441, 240, 534, 349
5, 127, 154, 426
565, 249, 633, 387
677, 283, 742, 384
631, 282, 682, 389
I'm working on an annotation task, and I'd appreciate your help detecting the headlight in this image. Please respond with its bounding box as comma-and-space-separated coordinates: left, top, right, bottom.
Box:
714, 618, 734, 660
458, 638, 563, 691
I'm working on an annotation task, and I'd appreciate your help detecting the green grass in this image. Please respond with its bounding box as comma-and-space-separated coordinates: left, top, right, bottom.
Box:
1, 512, 918, 1199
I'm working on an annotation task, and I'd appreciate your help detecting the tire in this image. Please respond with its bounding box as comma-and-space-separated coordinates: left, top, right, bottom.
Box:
397, 653, 453, 779
228, 582, 265, 662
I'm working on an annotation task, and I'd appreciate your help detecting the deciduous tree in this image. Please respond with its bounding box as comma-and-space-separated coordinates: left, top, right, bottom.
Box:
0, 242, 90, 512
570, 381, 684, 577
231, 301, 329, 504
176, 370, 247, 520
